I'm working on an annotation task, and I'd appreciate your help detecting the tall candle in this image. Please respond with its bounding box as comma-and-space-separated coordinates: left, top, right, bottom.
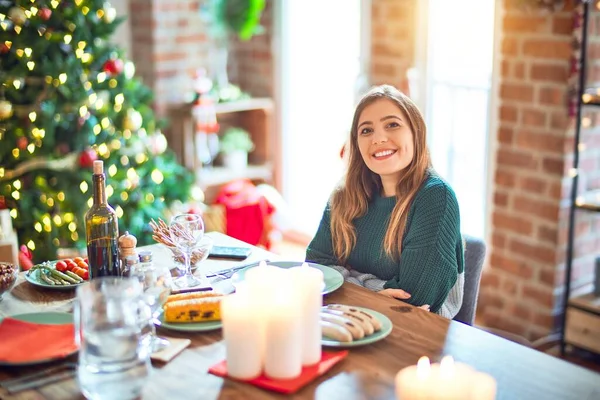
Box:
395, 356, 496, 400
263, 270, 303, 380
290, 263, 324, 366
221, 292, 262, 380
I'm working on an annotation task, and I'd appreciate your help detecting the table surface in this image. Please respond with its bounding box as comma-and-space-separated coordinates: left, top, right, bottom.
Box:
1, 232, 599, 400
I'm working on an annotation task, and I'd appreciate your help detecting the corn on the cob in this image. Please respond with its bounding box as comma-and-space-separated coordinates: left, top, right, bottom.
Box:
165, 291, 221, 304
163, 296, 223, 323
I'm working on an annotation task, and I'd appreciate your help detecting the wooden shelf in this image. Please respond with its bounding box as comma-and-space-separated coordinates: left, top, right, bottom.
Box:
214, 98, 274, 114
575, 189, 600, 212
196, 164, 273, 188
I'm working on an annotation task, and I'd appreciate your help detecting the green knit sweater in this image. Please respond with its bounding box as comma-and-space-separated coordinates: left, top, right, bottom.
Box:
306, 174, 464, 313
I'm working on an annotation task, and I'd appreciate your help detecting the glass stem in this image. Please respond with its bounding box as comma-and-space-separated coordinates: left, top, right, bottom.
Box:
184, 249, 192, 278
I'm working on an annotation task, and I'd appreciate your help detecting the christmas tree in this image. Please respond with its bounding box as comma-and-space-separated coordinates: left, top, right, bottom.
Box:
0, 0, 194, 263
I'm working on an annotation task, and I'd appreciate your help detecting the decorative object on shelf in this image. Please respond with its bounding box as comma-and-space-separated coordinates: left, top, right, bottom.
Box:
192, 69, 220, 169
201, 0, 265, 101
515, 0, 565, 12
219, 127, 255, 171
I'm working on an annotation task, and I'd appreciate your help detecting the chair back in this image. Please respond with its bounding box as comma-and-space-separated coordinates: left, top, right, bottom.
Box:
453, 235, 486, 325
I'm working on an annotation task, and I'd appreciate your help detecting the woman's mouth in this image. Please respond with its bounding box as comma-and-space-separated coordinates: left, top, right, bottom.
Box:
372, 149, 397, 160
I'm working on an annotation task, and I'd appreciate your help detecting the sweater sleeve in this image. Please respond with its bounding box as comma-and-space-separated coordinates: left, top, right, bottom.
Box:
383, 181, 462, 313
305, 205, 346, 267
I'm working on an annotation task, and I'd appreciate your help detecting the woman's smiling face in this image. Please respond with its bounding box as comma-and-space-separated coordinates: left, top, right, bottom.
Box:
356, 98, 415, 184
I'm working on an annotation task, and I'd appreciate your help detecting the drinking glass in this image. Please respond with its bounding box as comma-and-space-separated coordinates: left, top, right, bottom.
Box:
75, 277, 151, 400
129, 261, 172, 352
170, 213, 205, 288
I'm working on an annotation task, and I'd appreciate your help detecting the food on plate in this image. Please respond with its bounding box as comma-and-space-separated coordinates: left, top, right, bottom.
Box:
322, 307, 375, 335
320, 311, 365, 340
163, 292, 223, 323
324, 304, 383, 332
320, 320, 353, 343
29, 257, 89, 286
0, 263, 18, 296
165, 291, 221, 304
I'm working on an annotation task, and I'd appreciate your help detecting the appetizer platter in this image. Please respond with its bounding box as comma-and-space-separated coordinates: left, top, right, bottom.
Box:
25, 258, 89, 290
320, 304, 393, 347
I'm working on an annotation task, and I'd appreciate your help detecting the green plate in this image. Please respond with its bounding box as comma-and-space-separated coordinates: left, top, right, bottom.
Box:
25, 261, 84, 291
0, 312, 77, 366
231, 261, 344, 295
156, 313, 222, 332
320, 306, 393, 348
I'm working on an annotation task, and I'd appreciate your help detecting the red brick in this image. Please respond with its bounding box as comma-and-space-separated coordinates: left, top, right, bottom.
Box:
495, 170, 516, 187
549, 181, 563, 199
523, 284, 554, 307
514, 62, 526, 79
491, 252, 535, 278
153, 51, 188, 62
512, 303, 532, 321
492, 211, 534, 235
518, 176, 547, 193
480, 271, 501, 288
494, 191, 509, 207
539, 87, 566, 106
538, 225, 558, 244
492, 232, 507, 249
542, 157, 564, 175
521, 109, 546, 128
522, 39, 572, 59
530, 64, 568, 82
498, 127, 514, 144
483, 312, 528, 337
500, 105, 518, 123
175, 34, 206, 44
372, 63, 396, 77
539, 266, 561, 286
502, 278, 519, 295
552, 15, 574, 35
503, 15, 547, 33
513, 195, 560, 223
500, 83, 534, 102
502, 37, 519, 56
497, 148, 538, 170
550, 111, 569, 130
532, 311, 557, 330
501, 60, 510, 78
515, 130, 563, 154
509, 238, 556, 264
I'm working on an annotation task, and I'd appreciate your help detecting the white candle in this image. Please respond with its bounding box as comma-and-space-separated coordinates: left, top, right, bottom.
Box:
395, 356, 496, 400
263, 270, 303, 380
220, 292, 262, 380
290, 262, 324, 366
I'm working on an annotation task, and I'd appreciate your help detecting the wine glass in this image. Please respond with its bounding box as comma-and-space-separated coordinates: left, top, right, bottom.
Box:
129, 261, 173, 352
170, 213, 205, 288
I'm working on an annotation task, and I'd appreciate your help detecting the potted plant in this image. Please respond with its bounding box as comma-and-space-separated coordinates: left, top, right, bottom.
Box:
219, 127, 255, 170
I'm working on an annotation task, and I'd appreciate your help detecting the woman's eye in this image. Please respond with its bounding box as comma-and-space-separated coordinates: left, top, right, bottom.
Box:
386, 122, 400, 129
360, 127, 372, 135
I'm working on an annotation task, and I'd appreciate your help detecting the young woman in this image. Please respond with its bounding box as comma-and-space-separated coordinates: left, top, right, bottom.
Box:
305, 84, 464, 318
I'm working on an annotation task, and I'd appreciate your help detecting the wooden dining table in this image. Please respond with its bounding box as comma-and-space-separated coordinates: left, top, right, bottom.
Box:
1, 232, 599, 400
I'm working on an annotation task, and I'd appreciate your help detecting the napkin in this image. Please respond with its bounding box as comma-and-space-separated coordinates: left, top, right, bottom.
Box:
0, 318, 78, 363
208, 350, 348, 394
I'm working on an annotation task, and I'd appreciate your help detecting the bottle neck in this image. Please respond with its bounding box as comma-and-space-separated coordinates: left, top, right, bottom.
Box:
92, 173, 107, 205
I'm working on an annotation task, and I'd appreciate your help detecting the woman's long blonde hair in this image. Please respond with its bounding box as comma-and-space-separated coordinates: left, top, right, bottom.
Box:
330, 85, 431, 262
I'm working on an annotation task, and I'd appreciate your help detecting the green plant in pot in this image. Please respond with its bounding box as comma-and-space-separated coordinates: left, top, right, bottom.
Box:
219, 127, 255, 170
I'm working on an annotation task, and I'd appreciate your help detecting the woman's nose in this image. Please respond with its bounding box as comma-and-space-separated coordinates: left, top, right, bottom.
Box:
372, 130, 388, 145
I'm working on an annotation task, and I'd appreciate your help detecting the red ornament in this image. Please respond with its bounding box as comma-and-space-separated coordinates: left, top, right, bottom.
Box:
79, 148, 98, 168
39, 7, 52, 20
102, 59, 124, 75
0, 196, 6, 209
0, 43, 9, 54
17, 137, 28, 150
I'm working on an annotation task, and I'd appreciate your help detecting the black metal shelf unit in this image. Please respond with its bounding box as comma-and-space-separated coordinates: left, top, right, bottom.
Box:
561, 0, 600, 356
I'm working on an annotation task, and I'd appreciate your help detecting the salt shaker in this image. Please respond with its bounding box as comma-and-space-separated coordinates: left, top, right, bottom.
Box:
118, 231, 137, 276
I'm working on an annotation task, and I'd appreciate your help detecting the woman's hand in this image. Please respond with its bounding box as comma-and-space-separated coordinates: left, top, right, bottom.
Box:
418, 304, 430, 312
378, 288, 411, 300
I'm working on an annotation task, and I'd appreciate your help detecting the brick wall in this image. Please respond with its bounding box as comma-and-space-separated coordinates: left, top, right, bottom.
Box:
478, 1, 600, 341
129, 0, 210, 116
370, 0, 415, 92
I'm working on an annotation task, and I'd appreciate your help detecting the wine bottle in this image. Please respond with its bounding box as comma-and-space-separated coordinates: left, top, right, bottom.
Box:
85, 160, 120, 278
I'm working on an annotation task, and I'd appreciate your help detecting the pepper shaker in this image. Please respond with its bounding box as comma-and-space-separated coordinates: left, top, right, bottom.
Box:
118, 231, 137, 276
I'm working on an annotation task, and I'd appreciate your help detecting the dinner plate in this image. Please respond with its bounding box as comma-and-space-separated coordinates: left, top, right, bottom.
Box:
25, 261, 85, 291
320, 306, 393, 348
231, 261, 344, 295
0, 312, 77, 366
155, 313, 222, 333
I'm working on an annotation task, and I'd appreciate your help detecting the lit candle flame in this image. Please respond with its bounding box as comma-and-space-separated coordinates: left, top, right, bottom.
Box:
440, 355, 455, 378
416, 356, 430, 379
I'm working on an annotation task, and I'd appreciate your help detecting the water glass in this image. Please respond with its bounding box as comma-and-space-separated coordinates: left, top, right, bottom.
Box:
129, 261, 172, 352
75, 277, 151, 400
